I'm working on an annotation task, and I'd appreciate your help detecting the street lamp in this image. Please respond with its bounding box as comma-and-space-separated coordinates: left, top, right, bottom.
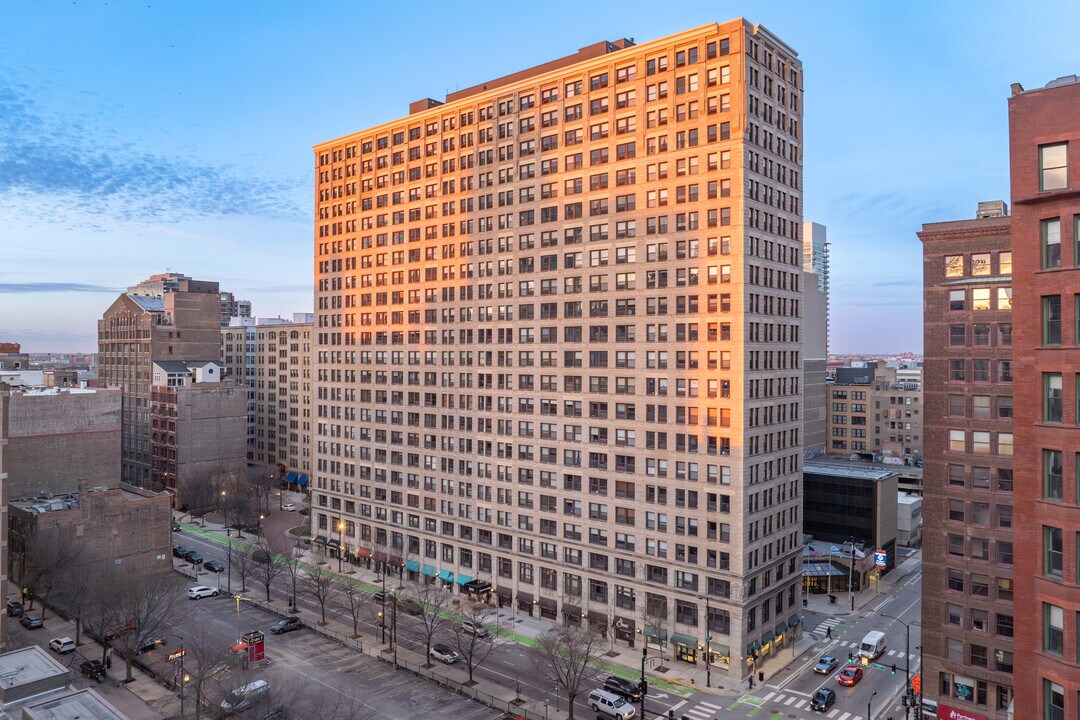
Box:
848, 536, 857, 612
882, 612, 915, 720
698, 594, 712, 687
235, 595, 250, 644
868, 690, 877, 720
336, 518, 345, 573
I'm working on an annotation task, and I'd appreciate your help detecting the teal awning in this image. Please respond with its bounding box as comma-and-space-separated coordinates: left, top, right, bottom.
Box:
746, 640, 761, 654
421, 564, 437, 577
774, 623, 787, 637
455, 574, 473, 586
404, 560, 420, 572
788, 614, 801, 628
761, 632, 773, 646
643, 627, 668, 641
438, 569, 454, 582
671, 632, 697, 648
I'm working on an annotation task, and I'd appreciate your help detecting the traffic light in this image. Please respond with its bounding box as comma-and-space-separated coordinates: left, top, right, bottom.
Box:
891, 664, 897, 675
639, 679, 648, 697
848, 652, 854, 662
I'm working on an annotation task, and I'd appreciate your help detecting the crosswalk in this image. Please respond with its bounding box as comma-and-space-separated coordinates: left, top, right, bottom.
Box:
757, 691, 865, 719
680, 699, 724, 718
823, 639, 917, 663
812, 617, 844, 638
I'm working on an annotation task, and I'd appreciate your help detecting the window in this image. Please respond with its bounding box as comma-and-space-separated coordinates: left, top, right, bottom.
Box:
1045, 526, 1064, 578
949, 325, 966, 346
944, 255, 964, 278
1043, 296, 1062, 345
1043, 218, 1062, 268
1040, 143, 1068, 191
1045, 373, 1063, 423
972, 288, 991, 311
948, 429, 965, 452
1044, 603, 1064, 655
1044, 449, 1063, 499
971, 253, 991, 276
949, 290, 965, 311
999, 251, 1012, 274
997, 287, 1011, 310
1044, 679, 1064, 720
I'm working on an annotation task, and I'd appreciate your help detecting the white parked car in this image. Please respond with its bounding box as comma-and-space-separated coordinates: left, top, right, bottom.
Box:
282, 502, 296, 512
461, 619, 488, 637
429, 643, 459, 664
188, 585, 219, 599
49, 637, 76, 654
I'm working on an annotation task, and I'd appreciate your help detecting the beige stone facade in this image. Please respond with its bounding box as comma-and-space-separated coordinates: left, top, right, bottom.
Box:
312, 20, 803, 676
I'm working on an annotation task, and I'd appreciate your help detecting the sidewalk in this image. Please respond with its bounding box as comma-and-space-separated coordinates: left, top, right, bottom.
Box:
177, 510, 821, 702
802, 549, 922, 618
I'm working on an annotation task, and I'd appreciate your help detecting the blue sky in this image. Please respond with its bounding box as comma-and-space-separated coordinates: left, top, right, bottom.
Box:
1, 1, 1076, 353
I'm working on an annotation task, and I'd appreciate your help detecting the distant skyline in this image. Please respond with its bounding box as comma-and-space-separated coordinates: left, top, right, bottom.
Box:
1, 1, 1076, 352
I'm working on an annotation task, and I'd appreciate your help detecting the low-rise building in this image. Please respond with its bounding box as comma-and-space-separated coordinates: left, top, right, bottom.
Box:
896, 492, 923, 547
0, 646, 133, 718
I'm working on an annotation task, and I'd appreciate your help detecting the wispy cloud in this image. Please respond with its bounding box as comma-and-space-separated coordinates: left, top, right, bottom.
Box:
0, 76, 306, 225
0, 282, 118, 294
872, 278, 922, 288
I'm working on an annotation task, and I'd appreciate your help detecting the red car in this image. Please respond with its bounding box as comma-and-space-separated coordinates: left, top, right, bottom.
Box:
837, 665, 863, 687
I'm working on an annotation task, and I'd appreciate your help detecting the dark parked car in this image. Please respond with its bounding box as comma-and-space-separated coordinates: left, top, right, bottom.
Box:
204, 560, 225, 573
20, 613, 43, 629
270, 617, 303, 635
372, 590, 393, 603
184, 550, 204, 565
6, 601, 23, 617
399, 598, 423, 616
810, 687, 836, 712
604, 676, 642, 702
80, 659, 107, 681
172, 545, 188, 559
172, 520, 181, 532
137, 637, 164, 654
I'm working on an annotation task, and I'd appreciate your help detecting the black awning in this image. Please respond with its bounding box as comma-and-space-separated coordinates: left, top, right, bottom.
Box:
587, 610, 607, 625
494, 586, 512, 600
326, 539, 341, 549
562, 603, 582, 617
516, 591, 534, 605
313, 535, 328, 545
538, 596, 557, 611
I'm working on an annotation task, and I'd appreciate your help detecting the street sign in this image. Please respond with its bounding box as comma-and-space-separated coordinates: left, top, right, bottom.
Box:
167, 649, 186, 662
873, 551, 887, 569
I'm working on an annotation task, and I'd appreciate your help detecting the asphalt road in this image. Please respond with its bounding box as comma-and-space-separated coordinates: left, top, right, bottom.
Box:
175, 526, 605, 718
668, 557, 923, 720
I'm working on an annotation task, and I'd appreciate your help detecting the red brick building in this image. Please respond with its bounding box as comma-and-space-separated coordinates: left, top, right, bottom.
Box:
919, 203, 1015, 719
1009, 76, 1080, 720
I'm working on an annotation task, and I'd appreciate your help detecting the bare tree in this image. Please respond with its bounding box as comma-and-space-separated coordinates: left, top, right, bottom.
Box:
450, 601, 506, 686
403, 581, 454, 668
250, 534, 288, 603
170, 626, 233, 720
88, 569, 183, 682
53, 560, 95, 645
181, 473, 217, 518
301, 565, 339, 625
332, 579, 368, 638
22, 529, 83, 620
282, 540, 304, 611
243, 466, 277, 520
640, 593, 670, 667
228, 540, 256, 593
533, 626, 607, 720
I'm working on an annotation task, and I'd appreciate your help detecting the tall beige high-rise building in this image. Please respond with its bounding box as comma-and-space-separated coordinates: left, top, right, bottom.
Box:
312, 19, 803, 678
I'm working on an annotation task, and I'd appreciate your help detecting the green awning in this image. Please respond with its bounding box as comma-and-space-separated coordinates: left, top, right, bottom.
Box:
404, 560, 420, 572
421, 564, 437, 577
761, 632, 773, 646
775, 623, 787, 636
438, 569, 454, 582
746, 640, 761, 654
455, 574, 473, 586
671, 632, 697, 648
643, 626, 669, 641
708, 642, 731, 656
788, 614, 801, 628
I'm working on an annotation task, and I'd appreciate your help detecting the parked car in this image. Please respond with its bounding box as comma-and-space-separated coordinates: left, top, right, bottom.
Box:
137, 637, 164, 654
270, 617, 303, 635
837, 665, 863, 687
221, 679, 269, 714
372, 590, 393, 603
49, 637, 76, 654
188, 585, 219, 599
259, 705, 287, 720
20, 613, 43, 629
398, 598, 423, 616
172, 545, 188, 559
282, 502, 296, 512
204, 560, 226, 573
810, 687, 836, 712
184, 550, 204, 565
813, 655, 839, 674
5, 601, 23, 617
603, 676, 642, 702
172, 520, 181, 532
429, 643, 459, 664
460, 620, 488, 637
298, 507, 310, 515
80, 659, 106, 681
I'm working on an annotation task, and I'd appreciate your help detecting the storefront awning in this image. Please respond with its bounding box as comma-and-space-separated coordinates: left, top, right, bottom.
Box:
788, 614, 801, 628
404, 560, 420, 572
494, 586, 512, 600
760, 632, 773, 646
708, 641, 731, 656
562, 603, 582, 617
538, 597, 557, 610
373, 551, 388, 563
286, 472, 298, 483
355, 547, 372, 559
455, 574, 473, 586
326, 539, 340, 550
671, 632, 697, 648
421, 564, 436, 577
746, 640, 761, 654
313, 535, 328, 545
613, 616, 635, 634
774, 623, 787, 637
389, 556, 403, 567
516, 591, 534, 605
296, 473, 309, 486
644, 626, 669, 641
802, 562, 846, 577
587, 610, 607, 625
438, 569, 454, 582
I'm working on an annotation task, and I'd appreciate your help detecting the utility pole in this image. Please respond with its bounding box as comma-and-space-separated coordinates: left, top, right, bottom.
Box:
849, 537, 856, 612
868, 690, 877, 720
639, 646, 647, 720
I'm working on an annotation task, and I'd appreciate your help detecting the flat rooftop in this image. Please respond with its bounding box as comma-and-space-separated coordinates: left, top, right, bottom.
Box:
805, 460, 897, 482
0, 646, 67, 695
22, 688, 131, 720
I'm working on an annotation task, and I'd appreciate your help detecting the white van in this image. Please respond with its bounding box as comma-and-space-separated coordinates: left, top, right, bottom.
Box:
221, 679, 269, 713
858, 630, 886, 660
588, 688, 636, 718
